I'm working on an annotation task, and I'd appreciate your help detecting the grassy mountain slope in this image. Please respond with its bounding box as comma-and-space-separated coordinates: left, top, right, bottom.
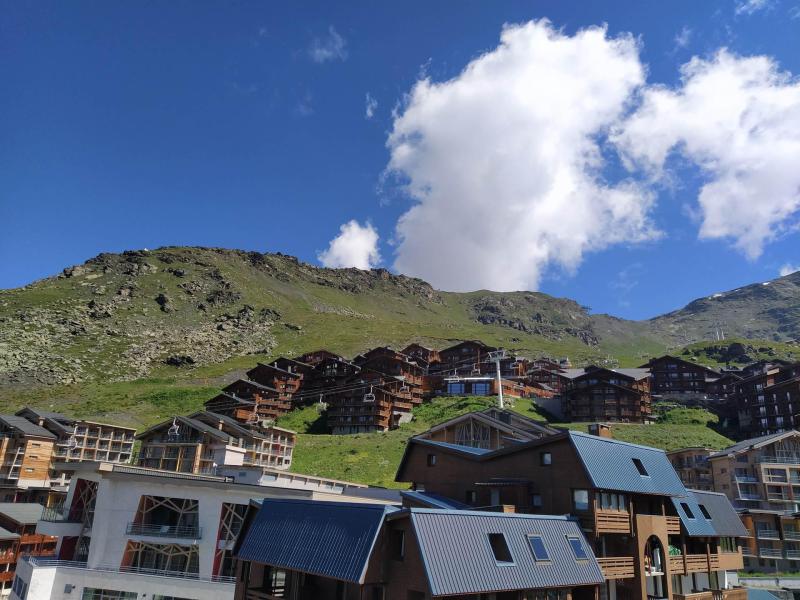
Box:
1, 246, 799, 430
279, 398, 733, 487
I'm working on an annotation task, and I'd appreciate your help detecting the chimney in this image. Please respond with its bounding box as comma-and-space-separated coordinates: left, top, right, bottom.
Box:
588, 423, 613, 439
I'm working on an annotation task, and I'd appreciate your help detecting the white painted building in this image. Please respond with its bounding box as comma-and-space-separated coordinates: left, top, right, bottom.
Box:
12, 462, 397, 600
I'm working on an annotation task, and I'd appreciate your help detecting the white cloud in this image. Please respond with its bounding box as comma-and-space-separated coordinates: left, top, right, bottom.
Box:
674, 26, 692, 50
735, 0, 772, 14
614, 50, 800, 260
308, 26, 347, 64
365, 93, 378, 119
386, 20, 658, 292
293, 92, 314, 117
780, 263, 800, 276
790, 5, 800, 18
318, 220, 381, 270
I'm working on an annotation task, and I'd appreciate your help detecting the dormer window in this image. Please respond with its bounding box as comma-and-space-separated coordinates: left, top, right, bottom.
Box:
488, 533, 513, 564
632, 458, 649, 477
527, 535, 550, 561
566, 536, 589, 560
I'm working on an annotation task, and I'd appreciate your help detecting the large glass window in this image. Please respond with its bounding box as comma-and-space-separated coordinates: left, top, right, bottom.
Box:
82, 590, 138, 600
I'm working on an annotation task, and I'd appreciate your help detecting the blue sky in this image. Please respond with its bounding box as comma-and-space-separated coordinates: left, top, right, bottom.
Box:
2, 0, 799, 319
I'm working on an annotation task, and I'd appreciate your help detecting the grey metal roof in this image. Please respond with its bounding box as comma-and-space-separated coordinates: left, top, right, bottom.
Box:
236, 499, 397, 584
135, 415, 231, 442
417, 439, 494, 456
0, 526, 19, 540
0, 502, 45, 524
409, 509, 604, 596
671, 495, 717, 537
690, 490, 749, 537
709, 431, 800, 458
401, 491, 470, 510
0, 414, 56, 439
568, 431, 687, 496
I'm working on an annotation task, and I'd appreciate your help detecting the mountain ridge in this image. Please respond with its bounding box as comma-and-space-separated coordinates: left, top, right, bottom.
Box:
1, 246, 798, 388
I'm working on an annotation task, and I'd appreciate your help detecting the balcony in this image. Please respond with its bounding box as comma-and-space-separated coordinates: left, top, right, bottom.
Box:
784, 531, 800, 541
711, 589, 748, 600
759, 456, 800, 465
597, 556, 635, 579
785, 550, 800, 560
759, 547, 783, 558
126, 522, 202, 539
735, 475, 759, 483
595, 509, 631, 534
674, 592, 713, 600
756, 529, 781, 539
669, 554, 716, 574
666, 516, 682, 535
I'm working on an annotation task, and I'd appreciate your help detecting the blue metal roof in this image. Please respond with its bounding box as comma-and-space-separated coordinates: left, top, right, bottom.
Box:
235, 499, 397, 584
671, 495, 717, 537
689, 490, 749, 537
400, 491, 469, 510
568, 431, 687, 496
409, 509, 604, 596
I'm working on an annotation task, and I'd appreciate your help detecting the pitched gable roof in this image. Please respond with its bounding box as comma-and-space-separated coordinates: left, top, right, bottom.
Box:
709, 431, 800, 458
689, 490, 748, 537
235, 499, 396, 584
407, 509, 604, 596
0, 414, 56, 439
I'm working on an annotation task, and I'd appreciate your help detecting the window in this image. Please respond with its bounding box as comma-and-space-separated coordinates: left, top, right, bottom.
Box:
530, 494, 543, 508
488, 533, 513, 563
567, 536, 589, 560
465, 490, 477, 505
426, 454, 436, 467
390, 529, 405, 561
81, 589, 138, 599
632, 458, 649, 477
680, 502, 695, 519
527, 535, 550, 561
698, 504, 712, 520
573, 489, 589, 511
540, 452, 552, 466
598, 492, 627, 511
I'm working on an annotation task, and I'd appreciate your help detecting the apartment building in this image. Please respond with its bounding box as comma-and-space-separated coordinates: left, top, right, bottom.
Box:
734, 362, 800, 437
136, 411, 295, 474
326, 371, 414, 434
354, 347, 426, 405
0, 416, 56, 501
641, 356, 721, 398
396, 424, 746, 600
0, 504, 56, 597
708, 430, 800, 571
667, 448, 714, 491
13, 462, 397, 600
561, 367, 652, 423
15, 408, 135, 465
233, 498, 606, 600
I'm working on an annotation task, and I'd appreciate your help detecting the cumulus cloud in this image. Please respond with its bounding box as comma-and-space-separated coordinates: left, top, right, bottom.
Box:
780, 263, 800, 276
735, 0, 772, 14
318, 220, 381, 269
386, 20, 658, 292
614, 50, 800, 259
308, 26, 347, 63
365, 93, 378, 119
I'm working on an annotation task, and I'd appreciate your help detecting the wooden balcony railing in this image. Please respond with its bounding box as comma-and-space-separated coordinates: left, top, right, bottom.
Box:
596, 510, 631, 534
712, 589, 747, 600
669, 554, 718, 574
674, 592, 713, 600
666, 516, 681, 534
597, 556, 635, 579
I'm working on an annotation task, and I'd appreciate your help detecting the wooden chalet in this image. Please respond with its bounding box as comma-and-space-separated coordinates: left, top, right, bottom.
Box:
326, 371, 414, 435
246, 363, 304, 402
641, 355, 720, 397
400, 343, 441, 367
733, 362, 800, 436
561, 367, 652, 423
219, 379, 293, 419
432, 340, 497, 376
136, 411, 296, 474
353, 347, 425, 405
396, 426, 747, 600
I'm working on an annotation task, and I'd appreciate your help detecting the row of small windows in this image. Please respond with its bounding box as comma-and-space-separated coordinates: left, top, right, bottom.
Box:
488, 532, 589, 564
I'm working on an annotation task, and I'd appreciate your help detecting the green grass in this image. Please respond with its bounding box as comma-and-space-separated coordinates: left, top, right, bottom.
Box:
283, 398, 733, 487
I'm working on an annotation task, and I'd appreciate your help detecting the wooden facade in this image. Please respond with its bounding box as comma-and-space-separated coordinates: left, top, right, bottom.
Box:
667, 448, 714, 491
733, 363, 800, 436
136, 412, 296, 474
641, 356, 720, 397
326, 372, 414, 435
397, 429, 744, 600
562, 367, 652, 423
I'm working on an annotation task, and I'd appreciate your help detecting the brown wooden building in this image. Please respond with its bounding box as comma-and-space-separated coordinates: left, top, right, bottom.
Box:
417, 409, 558, 450
396, 426, 746, 600
733, 362, 800, 436
234, 498, 606, 600
561, 367, 652, 423
326, 371, 414, 435
0, 415, 56, 503
641, 356, 721, 398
